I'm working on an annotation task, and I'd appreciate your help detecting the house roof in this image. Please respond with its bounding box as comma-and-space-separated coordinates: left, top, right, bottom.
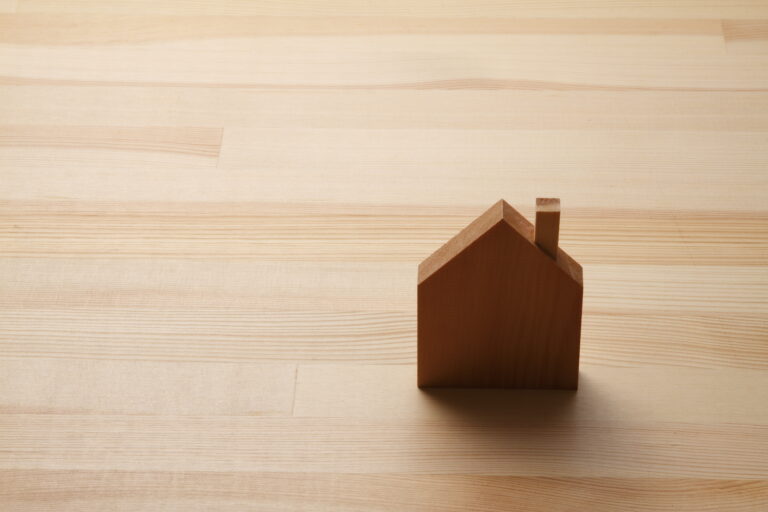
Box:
417, 199, 583, 286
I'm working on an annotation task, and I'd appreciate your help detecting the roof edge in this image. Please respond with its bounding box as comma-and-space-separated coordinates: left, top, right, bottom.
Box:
418, 199, 583, 286
418, 200, 506, 284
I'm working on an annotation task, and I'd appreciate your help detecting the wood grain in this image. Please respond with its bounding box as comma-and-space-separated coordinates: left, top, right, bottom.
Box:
0, 16, 726, 44
2, 201, 766, 265
13, 0, 768, 18
0, 125, 222, 157
3, 472, 766, 512
1, 2, 767, 510
4, 89, 768, 131
723, 20, 768, 54
0, 359, 296, 415
294, 364, 768, 424
1, 415, 766, 478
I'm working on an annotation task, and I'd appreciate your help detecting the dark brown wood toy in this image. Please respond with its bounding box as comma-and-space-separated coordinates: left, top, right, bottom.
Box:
418, 199, 583, 389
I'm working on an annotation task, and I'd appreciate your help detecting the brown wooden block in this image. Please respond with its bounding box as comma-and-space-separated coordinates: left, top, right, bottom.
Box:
418, 199, 583, 389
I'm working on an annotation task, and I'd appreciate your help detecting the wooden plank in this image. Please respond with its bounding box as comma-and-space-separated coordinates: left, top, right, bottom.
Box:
14, 0, 768, 18
1, 201, 767, 265
1, 414, 766, 477
3, 88, 768, 132
3, 128, 768, 210
0, 0, 15, 13
0, 309, 417, 364
0, 259, 414, 312
0, 15, 724, 44
723, 20, 768, 53
0, 126, 221, 181
0, 359, 296, 415
1, 35, 760, 89
723, 20, 768, 42
2, 470, 766, 512
11, 128, 759, 207
1, 259, 766, 314
0, 125, 222, 157
294, 364, 768, 424
581, 313, 768, 369
1, 309, 766, 370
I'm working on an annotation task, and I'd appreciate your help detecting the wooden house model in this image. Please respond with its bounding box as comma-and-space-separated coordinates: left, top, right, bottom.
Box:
417, 199, 583, 389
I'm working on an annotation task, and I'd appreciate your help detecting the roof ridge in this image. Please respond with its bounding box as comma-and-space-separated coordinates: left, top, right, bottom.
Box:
418, 199, 582, 285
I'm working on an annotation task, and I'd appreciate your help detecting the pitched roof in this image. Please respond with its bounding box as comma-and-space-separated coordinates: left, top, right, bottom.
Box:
417, 199, 582, 286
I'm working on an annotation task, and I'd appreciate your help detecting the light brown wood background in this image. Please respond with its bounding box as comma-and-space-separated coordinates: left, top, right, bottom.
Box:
1, 1, 768, 510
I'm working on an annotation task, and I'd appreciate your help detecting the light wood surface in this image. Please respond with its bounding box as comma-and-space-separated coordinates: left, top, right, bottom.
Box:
1, 1, 767, 510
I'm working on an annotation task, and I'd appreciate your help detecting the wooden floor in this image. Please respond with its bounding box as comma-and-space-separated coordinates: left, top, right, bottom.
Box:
2, 1, 768, 510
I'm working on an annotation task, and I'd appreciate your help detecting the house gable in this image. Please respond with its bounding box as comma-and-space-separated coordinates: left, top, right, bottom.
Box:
418, 200, 582, 287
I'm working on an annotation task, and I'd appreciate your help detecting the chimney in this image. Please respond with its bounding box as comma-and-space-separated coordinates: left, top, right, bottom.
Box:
535, 198, 560, 259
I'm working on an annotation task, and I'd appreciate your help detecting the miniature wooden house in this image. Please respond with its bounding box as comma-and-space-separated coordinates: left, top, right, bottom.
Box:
417, 199, 583, 389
